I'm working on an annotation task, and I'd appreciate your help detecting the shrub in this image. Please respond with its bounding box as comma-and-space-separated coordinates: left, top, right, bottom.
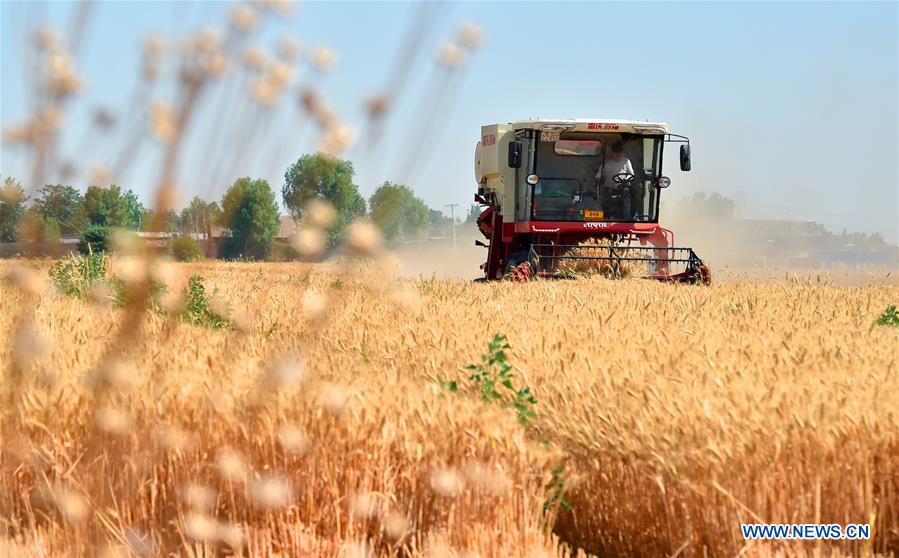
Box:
179, 274, 230, 329
466, 334, 537, 425
49, 249, 108, 298
78, 224, 111, 254
49, 249, 166, 310
876, 305, 899, 326
441, 334, 537, 426
171, 236, 203, 262
269, 241, 297, 261
49, 254, 227, 329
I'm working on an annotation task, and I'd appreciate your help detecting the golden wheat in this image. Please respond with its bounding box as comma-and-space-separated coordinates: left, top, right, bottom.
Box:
1, 260, 897, 557
555, 238, 645, 279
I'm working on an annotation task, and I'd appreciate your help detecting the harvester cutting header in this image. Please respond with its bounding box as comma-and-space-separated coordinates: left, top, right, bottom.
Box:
473, 118, 710, 283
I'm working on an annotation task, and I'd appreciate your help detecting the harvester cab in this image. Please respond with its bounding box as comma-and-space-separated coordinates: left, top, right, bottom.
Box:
473, 119, 710, 283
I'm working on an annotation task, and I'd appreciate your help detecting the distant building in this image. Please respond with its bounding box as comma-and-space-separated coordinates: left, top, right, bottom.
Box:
197, 216, 296, 242
731, 219, 897, 268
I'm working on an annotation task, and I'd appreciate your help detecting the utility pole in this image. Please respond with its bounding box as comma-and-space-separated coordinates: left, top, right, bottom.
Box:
445, 203, 459, 249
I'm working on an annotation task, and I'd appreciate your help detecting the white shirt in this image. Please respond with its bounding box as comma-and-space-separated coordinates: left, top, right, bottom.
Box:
596, 156, 634, 188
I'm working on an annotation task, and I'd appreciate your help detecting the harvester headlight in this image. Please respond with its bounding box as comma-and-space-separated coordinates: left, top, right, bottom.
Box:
526, 174, 540, 185
658, 176, 671, 188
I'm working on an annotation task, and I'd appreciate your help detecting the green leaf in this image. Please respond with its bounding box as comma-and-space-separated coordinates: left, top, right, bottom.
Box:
876, 305, 899, 326
439, 379, 458, 392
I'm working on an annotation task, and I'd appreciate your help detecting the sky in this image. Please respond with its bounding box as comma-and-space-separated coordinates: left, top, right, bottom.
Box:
2, 1, 898, 243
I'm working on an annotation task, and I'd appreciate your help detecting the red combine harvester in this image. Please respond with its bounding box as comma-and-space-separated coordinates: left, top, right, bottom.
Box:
473, 119, 710, 283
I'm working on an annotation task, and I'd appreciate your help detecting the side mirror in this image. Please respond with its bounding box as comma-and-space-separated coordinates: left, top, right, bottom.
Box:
679, 144, 691, 172
508, 140, 522, 168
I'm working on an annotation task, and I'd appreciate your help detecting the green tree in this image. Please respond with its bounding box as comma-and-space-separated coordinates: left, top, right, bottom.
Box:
32, 184, 86, 234
170, 236, 203, 261
121, 189, 145, 230
0, 177, 27, 242
219, 177, 280, 260
282, 154, 366, 245
78, 224, 111, 254
83, 185, 144, 229
84, 185, 123, 227
369, 182, 430, 243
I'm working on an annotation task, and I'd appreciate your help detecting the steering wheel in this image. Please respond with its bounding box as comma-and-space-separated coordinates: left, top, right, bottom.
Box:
612, 172, 636, 185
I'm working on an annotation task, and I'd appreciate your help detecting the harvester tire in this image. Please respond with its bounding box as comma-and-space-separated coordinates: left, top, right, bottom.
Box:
697, 263, 712, 285
504, 261, 536, 282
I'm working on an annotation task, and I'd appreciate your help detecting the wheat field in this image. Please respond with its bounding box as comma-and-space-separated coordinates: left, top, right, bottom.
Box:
1, 258, 898, 557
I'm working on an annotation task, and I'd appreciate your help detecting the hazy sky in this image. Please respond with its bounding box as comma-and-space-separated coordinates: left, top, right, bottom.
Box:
2, 1, 897, 242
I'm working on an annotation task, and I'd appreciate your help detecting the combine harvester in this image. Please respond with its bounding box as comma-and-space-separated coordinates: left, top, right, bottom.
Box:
473, 118, 710, 283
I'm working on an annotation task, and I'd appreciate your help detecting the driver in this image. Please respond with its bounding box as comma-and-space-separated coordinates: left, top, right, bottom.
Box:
595, 141, 635, 218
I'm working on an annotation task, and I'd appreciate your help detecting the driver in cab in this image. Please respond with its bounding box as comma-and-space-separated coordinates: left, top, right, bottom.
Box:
595, 141, 635, 219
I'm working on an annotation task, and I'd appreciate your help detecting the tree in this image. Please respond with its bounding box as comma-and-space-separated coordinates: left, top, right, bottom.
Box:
78, 224, 111, 254
84, 185, 117, 226
208, 202, 222, 225
179, 196, 220, 236
429, 208, 453, 237
121, 189, 145, 230
369, 182, 430, 243
32, 184, 86, 234
170, 236, 203, 261
163, 209, 180, 233
20, 209, 61, 243
429, 209, 452, 227
282, 154, 366, 245
137, 208, 179, 232
0, 177, 27, 242
219, 177, 280, 260
83, 185, 145, 229
139, 209, 154, 232
465, 204, 481, 225
675, 192, 735, 221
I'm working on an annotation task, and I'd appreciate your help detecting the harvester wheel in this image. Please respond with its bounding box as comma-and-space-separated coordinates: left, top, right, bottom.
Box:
697, 263, 712, 285
503, 252, 535, 282
504, 261, 535, 282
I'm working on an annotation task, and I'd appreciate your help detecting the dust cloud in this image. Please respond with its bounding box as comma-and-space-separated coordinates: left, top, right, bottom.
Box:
391, 239, 486, 281
385, 225, 897, 286
379, 207, 896, 285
